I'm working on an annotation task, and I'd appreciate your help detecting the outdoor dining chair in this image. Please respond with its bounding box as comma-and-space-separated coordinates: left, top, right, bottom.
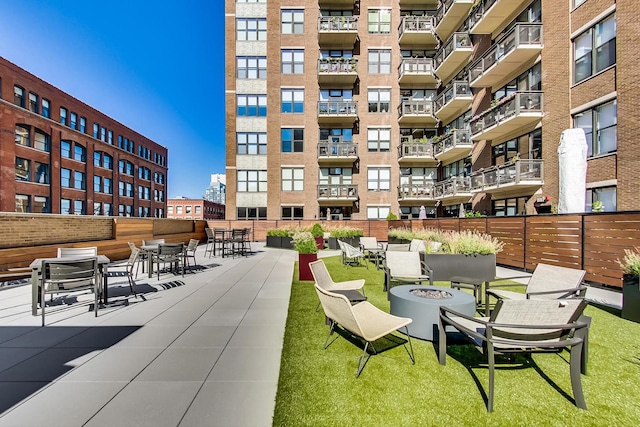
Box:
184, 238, 199, 272
57, 246, 98, 257
383, 251, 431, 294
151, 243, 185, 279
105, 247, 141, 298
337, 240, 367, 268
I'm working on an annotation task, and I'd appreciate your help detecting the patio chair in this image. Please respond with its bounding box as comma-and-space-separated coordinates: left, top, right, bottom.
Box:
40, 257, 100, 326
204, 228, 215, 257
485, 263, 587, 315
438, 298, 589, 411
105, 246, 140, 298
183, 239, 199, 272
309, 259, 365, 310
409, 239, 426, 252
314, 284, 415, 377
57, 246, 98, 257
127, 242, 146, 277
383, 251, 431, 294
338, 240, 367, 268
151, 243, 185, 279
359, 237, 385, 268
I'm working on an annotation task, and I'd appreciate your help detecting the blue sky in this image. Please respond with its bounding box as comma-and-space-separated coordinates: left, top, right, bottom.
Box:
0, 0, 225, 199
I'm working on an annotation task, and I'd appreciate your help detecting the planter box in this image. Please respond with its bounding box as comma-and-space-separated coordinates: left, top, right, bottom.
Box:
422, 253, 496, 282
314, 237, 324, 250
298, 253, 318, 281
622, 274, 640, 323
388, 237, 410, 245
281, 237, 294, 250
266, 236, 281, 248
328, 236, 361, 249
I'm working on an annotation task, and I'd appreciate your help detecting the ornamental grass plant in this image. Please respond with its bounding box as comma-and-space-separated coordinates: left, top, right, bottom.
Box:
618, 247, 640, 276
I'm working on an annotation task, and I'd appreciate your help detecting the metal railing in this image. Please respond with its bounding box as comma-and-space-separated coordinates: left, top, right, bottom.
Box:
317, 142, 358, 158
318, 101, 358, 116
317, 184, 358, 199
469, 91, 543, 135
398, 183, 436, 200
433, 81, 472, 111
434, 32, 472, 69
397, 139, 436, 159
398, 15, 435, 37
318, 16, 359, 32
435, 0, 457, 27
433, 129, 472, 157
398, 57, 435, 79
433, 176, 472, 198
397, 100, 434, 118
468, 0, 499, 30
318, 57, 358, 74
470, 159, 544, 191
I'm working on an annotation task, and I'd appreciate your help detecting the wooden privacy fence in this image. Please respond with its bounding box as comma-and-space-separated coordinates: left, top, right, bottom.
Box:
207, 212, 640, 288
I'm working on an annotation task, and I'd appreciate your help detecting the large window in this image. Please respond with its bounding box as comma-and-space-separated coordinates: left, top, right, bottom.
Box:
493, 197, 528, 216
281, 89, 304, 113
320, 167, 352, 185
59, 107, 68, 125
282, 206, 304, 220
74, 200, 85, 215
74, 171, 86, 190
16, 158, 30, 181
15, 125, 30, 146
94, 176, 102, 193
282, 168, 304, 191
367, 167, 390, 191
61, 141, 72, 158
237, 132, 267, 155
34, 130, 50, 152
237, 170, 267, 192
367, 127, 391, 152
367, 206, 390, 220
237, 94, 267, 117
74, 144, 86, 162
573, 99, 617, 157
574, 14, 616, 84
368, 9, 391, 34
34, 196, 49, 213
281, 128, 304, 152
586, 186, 616, 212
80, 117, 86, 133
14, 86, 25, 107
61, 199, 71, 215
281, 49, 304, 74
41, 99, 50, 118
70, 112, 77, 130
61, 168, 71, 188
281, 9, 304, 34
28, 92, 38, 113
237, 56, 267, 79
16, 195, 29, 213
236, 18, 267, 41
237, 207, 267, 220
368, 49, 392, 74
400, 167, 437, 186
367, 88, 391, 113
104, 178, 113, 194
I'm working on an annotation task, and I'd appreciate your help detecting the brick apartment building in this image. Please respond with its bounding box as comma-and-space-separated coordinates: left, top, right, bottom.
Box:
224, 0, 637, 220
0, 57, 168, 216
167, 197, 225, 220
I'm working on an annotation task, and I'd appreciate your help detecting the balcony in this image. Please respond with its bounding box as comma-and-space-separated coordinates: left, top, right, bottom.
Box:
433, 176, 472, 204
469, 0, 533, 35
469, 24, 542, 88
318, 58, 358, 85
319, 0, 354, 5
398, 57, 438, 86
469, 92, 543, 141
435, 0, 474, 41
397, 100, 438, 126
318, 100, 358, 124
317, 140, 358, 164
397, 183, 436, 201
434, 81, 473, 124
434, 32, 473, 84
398, 15, 438, 46
470, 159, 544, 196
397, 137, 437, 165
318, 16, 359, 46
317, 184, 358, 202
433, 129, 473, 163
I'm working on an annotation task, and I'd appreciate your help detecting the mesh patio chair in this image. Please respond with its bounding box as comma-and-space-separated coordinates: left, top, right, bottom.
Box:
359, 237, 385, 268
383, 251, 432, 294
338, 240, 367, 268
438, 298, 589, 411
309, 259, 365, 310
106, 247, 141, 298
127, 242, 146, 277
314, 283, 415, 377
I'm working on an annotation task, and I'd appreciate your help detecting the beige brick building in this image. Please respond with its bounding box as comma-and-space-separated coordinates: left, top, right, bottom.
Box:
224, 0, 635, 220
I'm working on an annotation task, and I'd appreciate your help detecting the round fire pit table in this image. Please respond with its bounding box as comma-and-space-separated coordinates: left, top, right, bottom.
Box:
389, 285, 476, 341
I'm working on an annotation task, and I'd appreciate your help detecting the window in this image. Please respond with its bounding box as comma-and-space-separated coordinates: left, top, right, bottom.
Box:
237, 94, 267, 117
281, 49, 304, 74
16, 195, 29, 213
42, 99, 50, 118
319, 167, 353, 185
282, 206, 304, 220
185, 205, 192, 214
574, 0, 587, 8
74, 171, 86, 190
14, 86, 25, 107
61, 140, 72, 158
61, 168, 71, 188
94, 202, 102, 215
368, 9, 391, 34
119, 160, 134, 175
176, 205, 183, 214
104, 178, 113, 194
367, 127, 391, 152
400, 167, 437, 190
281, 9, 304, 34
167, 206, 174, 215
119, 182, 134, 197
70, 112, 77, 130
320, 127, 353, 142
367, 206, 390, 219
237, 207, 267, 220
16, 158, 29, 181
74, 144, 86, 162
282, 168, 304, 191
586, 186, 616, 212
101, 127, 106, 142
573, 99, 617, 157
281, 88, 304, 113
34, 162, 49, 184
368, 167, 391, 191
28, 92, 38, 113
281, 128, 304, 152
368, 49, 392, 74
60, 107, 68, 125
61, 199, 71, 215
34, 130, 50, 152
94, 176, 102, 192
236, 56, 267, 79
367, 88, 391, 113
236, 18, 267, 41
15, 125, 30, 146
74, 200, 85, 215
574, 14, 616, 84
93, 123, 99, 138
493, 197, 528, 216
237, 132, 267, 155
80, 117, 86, 133
34, 196, 49, 213
237, 170, 267, 192
104, 154, 113, 169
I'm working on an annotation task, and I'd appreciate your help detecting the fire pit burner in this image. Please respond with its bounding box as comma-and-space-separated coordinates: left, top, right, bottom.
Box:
410, 288, 453, 299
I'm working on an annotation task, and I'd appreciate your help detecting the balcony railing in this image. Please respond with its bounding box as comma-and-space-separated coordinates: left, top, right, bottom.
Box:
318, 101, 358, 123
398, 15, 438, 45
469, 91, 543, 139
318, 58, 358, 84
318, 16, 359, 46
397, 139, 436, 162
434, 32, 473, 83
317, 141, 358, 159
433, 129, 472, 162
435, 0, 474, 40
317, 184, 358, 199
397, 100, 437, 125
398, 183, 436, 200
398, 57, 438, 85
469, 23, 543, 87
469, 0, 532, 35
470, 159, 544, 193
433, 81, 472, 122
433, 176, 472, 199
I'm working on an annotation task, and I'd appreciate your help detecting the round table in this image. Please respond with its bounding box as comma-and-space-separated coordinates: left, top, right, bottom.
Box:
389, 285, 476, 341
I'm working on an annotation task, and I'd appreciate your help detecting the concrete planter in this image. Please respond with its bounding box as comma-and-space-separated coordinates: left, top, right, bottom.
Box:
266, 236, 281, 248
298, 253, 318, 281
622, 274, 640, 323
422, 253, 496, 282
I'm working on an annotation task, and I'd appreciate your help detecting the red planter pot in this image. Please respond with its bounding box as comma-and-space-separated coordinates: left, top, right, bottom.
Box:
298, 253, 318, 281
314, 237, 324, 250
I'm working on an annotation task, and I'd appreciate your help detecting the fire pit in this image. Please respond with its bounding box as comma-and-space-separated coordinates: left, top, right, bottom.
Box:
389, 285, 475, 341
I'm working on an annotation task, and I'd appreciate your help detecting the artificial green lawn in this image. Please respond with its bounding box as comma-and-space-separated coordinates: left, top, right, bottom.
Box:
272, 255, 640, 426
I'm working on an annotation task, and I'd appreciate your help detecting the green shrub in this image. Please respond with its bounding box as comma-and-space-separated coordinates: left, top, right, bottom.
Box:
310, 223, 324, 238
386, 212, 398, 220
329, 226, 364, 238
291, 231, 318, 254
387, 227, 414, 241
266, 228, 292, 237
442, 230, 504, 255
